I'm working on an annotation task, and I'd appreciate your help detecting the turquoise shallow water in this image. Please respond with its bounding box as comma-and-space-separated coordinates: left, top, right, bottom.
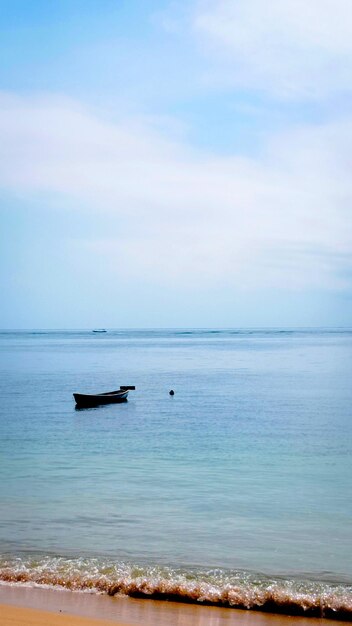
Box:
0, 329, 351, 617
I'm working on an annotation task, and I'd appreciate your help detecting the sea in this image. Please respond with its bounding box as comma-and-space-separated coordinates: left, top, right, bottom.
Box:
0, 329, 351, 620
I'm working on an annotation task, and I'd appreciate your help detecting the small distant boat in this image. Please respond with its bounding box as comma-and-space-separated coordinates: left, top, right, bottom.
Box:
92, 329, 107, 333
74, 388, 128, 408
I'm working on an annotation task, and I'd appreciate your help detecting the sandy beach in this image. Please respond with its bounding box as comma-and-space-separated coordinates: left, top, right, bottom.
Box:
0, 604, 133, 626
0, 586, 350, 626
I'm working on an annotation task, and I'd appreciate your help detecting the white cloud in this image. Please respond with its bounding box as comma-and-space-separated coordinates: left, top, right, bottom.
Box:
193, 0, 352, 98
0, 92, 351, 290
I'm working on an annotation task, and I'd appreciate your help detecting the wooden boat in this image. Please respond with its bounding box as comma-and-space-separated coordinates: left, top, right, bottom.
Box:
73, 388, 128, 408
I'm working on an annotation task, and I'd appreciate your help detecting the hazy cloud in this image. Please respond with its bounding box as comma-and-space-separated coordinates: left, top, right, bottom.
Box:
193, 0, 352, 98
0, 92, 351, 290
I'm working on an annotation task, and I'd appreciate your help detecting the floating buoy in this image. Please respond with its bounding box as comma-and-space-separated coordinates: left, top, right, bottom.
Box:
169, 389, 175, 396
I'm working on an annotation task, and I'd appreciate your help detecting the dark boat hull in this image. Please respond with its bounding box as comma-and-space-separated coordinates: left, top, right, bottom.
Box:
73, 389, 128, 407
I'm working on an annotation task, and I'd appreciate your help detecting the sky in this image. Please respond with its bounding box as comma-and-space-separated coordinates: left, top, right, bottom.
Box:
0, 0, 351, 328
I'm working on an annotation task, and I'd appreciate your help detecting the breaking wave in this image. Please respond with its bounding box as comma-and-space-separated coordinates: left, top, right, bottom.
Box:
1, 555, 351, 620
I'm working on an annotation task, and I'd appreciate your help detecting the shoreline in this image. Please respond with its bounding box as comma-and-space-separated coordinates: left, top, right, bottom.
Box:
0, 585, 350, 626
1, 560, 351, 620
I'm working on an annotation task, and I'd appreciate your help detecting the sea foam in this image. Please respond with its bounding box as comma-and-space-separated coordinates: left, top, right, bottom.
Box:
1, 555, 351, 620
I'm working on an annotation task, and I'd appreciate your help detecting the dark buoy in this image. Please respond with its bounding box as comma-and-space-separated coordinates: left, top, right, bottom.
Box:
169, 389, 174, 396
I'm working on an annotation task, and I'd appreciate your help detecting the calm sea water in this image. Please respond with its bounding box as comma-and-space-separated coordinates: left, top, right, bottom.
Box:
0, 329, 351, 617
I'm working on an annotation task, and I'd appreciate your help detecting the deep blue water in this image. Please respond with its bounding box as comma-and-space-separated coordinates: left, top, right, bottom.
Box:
0, 329, 351, 614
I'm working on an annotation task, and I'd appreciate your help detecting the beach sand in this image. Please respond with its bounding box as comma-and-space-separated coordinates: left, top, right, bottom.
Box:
0, 586, 349, 626
0, 604, 134, 626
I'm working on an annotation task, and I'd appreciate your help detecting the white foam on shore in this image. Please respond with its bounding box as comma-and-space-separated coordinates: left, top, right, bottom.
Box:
1, 555, 351, 619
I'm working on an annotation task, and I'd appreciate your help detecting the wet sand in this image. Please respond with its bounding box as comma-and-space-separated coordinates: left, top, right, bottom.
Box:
0, 585, 349, 626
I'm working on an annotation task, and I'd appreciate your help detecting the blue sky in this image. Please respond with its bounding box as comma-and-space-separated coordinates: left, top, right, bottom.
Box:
0, 0, 351, 328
